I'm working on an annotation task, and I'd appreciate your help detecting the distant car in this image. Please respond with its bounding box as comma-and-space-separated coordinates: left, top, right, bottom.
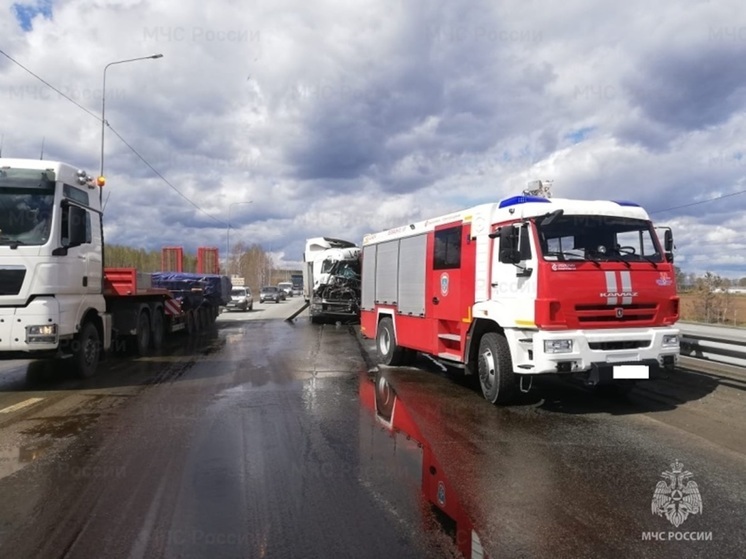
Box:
226, 287, 253, 311
260, 285, 282, 303
277, 282, 293, 298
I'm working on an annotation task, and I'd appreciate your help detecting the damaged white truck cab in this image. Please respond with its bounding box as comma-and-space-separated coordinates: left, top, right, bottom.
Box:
303, 237, 361, 323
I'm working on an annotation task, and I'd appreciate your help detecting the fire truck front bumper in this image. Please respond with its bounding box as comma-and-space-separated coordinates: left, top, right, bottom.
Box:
506, 326, 680, 376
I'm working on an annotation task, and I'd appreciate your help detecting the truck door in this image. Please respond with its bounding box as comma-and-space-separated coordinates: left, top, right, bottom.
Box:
490, 222, 537, 324
429, 223, 464, 358
63, 204, 100, 293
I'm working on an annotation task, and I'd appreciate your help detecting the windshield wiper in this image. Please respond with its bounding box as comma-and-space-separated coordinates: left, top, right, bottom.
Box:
0, 240, 26, 249
637, 254, 659, 268
606, 252, 631, 268
544, 250, 585, 261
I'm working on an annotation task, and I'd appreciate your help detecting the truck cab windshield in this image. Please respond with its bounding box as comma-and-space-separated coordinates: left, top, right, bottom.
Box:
535, 214, 663, 264
0, 187, 54, 246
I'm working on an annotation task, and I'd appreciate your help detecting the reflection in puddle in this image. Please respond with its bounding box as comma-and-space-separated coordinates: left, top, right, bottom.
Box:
0, 440, 52, 481
359, 372, 488, 559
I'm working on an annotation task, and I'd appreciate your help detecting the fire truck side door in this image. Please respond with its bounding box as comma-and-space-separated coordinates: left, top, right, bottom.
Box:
429, 223, 463, 324
490, 223, 537, 324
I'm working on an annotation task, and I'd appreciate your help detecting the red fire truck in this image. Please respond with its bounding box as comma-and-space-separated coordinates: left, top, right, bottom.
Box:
359, 193, 680, 404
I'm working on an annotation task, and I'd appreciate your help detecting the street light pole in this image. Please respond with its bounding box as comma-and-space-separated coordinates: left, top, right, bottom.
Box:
99, 54, 163, 197
226, 201, 253, 274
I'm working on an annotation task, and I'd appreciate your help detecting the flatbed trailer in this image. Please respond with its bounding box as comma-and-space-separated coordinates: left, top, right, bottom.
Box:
0, 158, 230, 378
103, 268, 224, 353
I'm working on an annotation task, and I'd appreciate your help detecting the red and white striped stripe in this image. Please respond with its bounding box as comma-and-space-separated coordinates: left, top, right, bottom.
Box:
164, 299, 182, 316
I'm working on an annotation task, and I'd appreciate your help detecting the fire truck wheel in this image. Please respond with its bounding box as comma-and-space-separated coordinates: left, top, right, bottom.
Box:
377, 317, 406, 366
151, 310, 165, 350
477, 332, 517, 405
73, 321, 101, 378
135, 310, 151, 355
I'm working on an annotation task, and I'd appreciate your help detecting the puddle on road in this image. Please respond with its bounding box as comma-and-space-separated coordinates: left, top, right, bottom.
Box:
358, 373, 488, 559
0, 439, 53, 481
21, 413, 101, 439
0, 413, 104, 481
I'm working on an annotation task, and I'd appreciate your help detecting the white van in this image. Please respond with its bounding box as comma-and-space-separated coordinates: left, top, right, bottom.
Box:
226, 287, 253, 311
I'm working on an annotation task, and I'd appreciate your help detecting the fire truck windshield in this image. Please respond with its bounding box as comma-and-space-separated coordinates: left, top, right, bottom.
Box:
535, 214, 663, 263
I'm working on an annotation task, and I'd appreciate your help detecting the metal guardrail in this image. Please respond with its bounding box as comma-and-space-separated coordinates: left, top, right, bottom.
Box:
678, 322, 746, 369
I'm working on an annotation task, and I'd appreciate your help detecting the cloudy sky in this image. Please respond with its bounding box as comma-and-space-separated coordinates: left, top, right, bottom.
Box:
1, 0, 746, 277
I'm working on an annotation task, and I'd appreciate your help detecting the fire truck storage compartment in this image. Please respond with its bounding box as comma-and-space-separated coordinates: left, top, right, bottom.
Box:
362, 234, 427, 317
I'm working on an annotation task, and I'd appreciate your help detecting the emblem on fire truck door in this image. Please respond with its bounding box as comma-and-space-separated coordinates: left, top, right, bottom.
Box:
440, 272, 449, 296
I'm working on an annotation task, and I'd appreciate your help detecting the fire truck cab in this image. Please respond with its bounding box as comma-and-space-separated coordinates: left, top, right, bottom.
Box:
360, 194, 680, 404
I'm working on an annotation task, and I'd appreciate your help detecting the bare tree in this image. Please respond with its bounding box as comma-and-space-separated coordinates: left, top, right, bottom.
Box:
692, 272, 730, 323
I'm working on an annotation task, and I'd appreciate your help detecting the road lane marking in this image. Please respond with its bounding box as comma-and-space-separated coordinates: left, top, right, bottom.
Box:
0, 397, 44, 414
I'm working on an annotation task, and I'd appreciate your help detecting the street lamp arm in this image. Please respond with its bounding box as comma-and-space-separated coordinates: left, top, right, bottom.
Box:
99, 53, 163, 182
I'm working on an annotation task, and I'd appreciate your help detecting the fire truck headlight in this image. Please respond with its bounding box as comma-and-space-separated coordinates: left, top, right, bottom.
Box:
544, 339, 573, 354
26, 324, 58, 344
662, 334, 679, 347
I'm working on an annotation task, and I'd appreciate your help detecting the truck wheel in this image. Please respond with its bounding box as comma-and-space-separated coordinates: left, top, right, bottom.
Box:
135, 310, 151, 355
377, 317, 406, 366
151, 310, 165, 350
73, 321, 101, 378
477, 332, 517, 405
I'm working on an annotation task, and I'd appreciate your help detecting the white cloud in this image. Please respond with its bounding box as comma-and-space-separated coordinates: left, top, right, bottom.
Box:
1, 0, 746, 278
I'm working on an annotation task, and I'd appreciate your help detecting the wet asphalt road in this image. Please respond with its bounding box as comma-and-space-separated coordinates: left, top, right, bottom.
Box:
0, 297, 744, 559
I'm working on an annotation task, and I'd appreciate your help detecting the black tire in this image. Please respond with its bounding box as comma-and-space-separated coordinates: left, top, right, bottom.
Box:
151, 310, 165, 350
248, 302, 253, 311
477, 332, 517, 405
73, 321, 101, 378
135, 310, 151, 355
376, 317, 406, 366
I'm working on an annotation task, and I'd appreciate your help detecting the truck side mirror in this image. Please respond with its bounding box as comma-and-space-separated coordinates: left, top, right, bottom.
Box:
664, 229, 673, 251
499, 227, 521, 264
664, 229, 674, 262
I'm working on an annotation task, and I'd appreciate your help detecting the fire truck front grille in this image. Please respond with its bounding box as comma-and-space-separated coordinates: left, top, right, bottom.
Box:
575, 303, 657, 323
588, 340, 651, 350
0, 268, 26, 295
